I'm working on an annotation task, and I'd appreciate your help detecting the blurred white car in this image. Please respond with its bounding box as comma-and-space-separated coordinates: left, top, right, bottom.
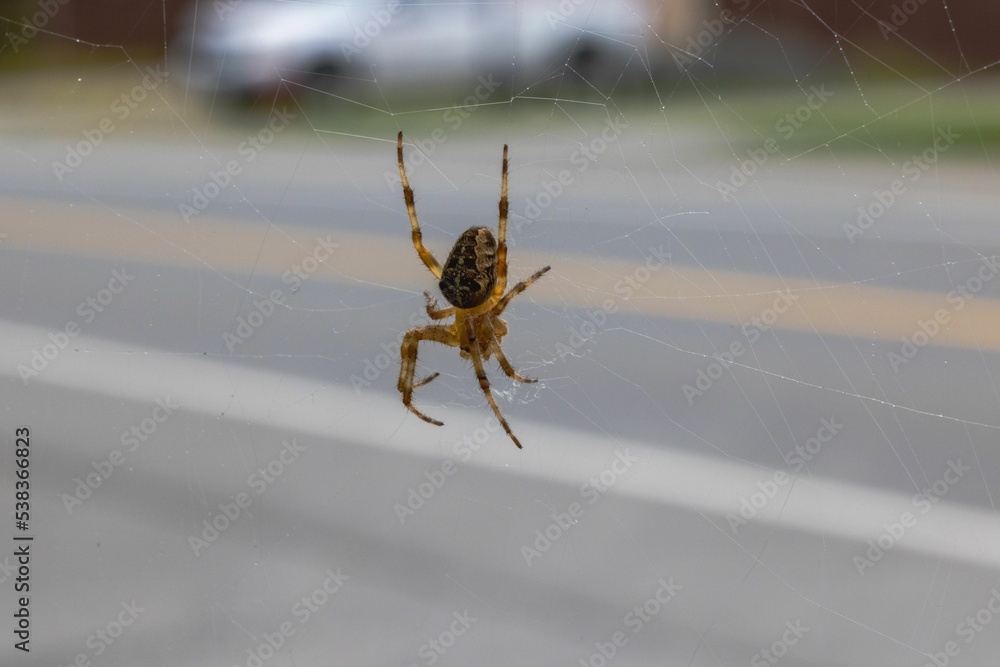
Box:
172, 0, 656, 102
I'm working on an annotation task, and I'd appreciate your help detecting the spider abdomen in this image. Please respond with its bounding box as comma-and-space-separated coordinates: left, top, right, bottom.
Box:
439, 226, 498, 308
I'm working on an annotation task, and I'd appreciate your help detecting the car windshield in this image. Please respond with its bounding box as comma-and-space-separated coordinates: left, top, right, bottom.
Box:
4, 0, 1000, 664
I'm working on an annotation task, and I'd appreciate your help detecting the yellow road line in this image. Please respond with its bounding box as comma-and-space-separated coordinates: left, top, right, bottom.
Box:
5, 195, 1000, 352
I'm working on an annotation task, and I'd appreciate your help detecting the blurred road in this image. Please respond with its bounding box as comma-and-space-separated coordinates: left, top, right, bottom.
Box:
2, 72, 1000, 666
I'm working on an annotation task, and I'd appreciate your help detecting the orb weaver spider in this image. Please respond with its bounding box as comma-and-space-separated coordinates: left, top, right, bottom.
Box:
396, 132, 550, 449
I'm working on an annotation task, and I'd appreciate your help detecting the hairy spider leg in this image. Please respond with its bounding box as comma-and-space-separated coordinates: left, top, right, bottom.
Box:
495, 144, 510, 296
491, 334, 536, 384
423, 291, 457, 320
398, 323, 460, 426
463, 317, 523, 448
397, 132, 442, 279
495, 265, 551, 317
489, 265, 551, 383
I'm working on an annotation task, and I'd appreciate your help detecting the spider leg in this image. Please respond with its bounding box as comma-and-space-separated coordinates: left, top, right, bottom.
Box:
399, 323, 459, 426
464, 318, 523, 449
397, 132, 443, 279
495, 144, 510, 295
424, 291, 457, 320
493, 341, 538, 382
492, 339, 537, 384
495, 265, 551, 316
485, 264, 550, 384
414, 372, 439, 388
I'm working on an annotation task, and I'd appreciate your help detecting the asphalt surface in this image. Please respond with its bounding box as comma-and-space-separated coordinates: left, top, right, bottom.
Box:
2, 69, 1000, 666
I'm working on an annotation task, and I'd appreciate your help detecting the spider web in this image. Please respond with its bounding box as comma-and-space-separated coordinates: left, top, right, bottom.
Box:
2, 0, 1000, 665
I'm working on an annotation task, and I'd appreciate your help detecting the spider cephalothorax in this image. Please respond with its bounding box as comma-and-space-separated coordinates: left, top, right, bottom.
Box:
395, 132, 550, 449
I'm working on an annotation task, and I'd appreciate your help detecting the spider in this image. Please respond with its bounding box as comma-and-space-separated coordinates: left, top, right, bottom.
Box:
395, 131, 550, 449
